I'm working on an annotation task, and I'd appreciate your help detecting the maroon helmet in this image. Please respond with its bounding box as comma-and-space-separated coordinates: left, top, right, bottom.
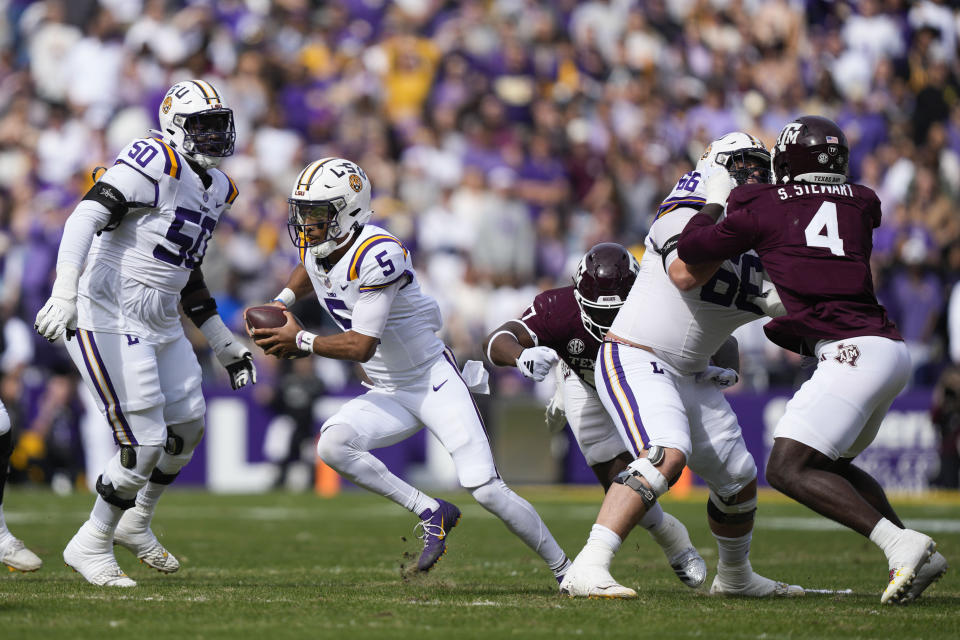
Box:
573, 243, 640, 341
771, 115, 849, 185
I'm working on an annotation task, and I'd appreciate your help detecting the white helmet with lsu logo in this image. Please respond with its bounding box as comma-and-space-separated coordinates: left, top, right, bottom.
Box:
155, 79, 235, 169
287, 158, 373, 258
695, 131, 771, 185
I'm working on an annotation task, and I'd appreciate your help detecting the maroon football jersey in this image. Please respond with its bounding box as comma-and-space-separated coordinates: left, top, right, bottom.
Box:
677, 182, 901, 355
520, 285, 601, 388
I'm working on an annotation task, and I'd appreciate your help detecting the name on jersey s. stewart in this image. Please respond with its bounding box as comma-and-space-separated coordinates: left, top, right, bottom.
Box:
777, 183, 854, 199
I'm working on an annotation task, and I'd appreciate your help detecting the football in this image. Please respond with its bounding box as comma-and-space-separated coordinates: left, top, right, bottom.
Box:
244, 305, 288, 331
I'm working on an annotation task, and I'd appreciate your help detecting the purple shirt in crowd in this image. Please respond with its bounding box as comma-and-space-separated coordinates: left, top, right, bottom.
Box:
520, 285, 601, 388
677, 182, 902, 355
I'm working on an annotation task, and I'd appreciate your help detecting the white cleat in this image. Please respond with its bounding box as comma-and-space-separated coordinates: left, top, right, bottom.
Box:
882, 530, 937, 605
711, 563, 804, 597
0, 536, 43, 572
669, 547, 707, 588
63, 523, 136, 587
901, 551, 947, 603
114, 516, 180, 574
559, 561, 637, 599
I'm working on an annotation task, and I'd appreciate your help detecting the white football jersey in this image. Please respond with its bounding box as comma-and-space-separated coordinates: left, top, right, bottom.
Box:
76, 137, 238, 342
303, 224, 444, 386
610, 171, 767, 374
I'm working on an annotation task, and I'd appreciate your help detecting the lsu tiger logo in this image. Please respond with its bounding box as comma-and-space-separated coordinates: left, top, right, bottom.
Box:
161, 96, 173, 114
349, 174, 363, 192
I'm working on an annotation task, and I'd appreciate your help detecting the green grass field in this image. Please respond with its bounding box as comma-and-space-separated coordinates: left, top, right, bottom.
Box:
1, 487, 957, 639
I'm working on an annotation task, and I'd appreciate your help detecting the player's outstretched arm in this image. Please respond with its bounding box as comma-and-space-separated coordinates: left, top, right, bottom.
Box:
182, 267, 256, 389
483, 320, 557, 382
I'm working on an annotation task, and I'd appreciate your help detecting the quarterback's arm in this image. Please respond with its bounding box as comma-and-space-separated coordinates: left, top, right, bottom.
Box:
272, 264, 316, 308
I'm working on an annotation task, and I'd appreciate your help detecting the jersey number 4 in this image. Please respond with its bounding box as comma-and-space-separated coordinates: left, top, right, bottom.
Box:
153, 206, 216, 269
804, 202, 845, 256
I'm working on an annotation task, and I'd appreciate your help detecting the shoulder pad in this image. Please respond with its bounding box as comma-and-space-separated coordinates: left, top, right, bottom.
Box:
350, 233, 411, 289
114, 138, 184, 182
656, 195, 705, 219
214, 168, 240, 205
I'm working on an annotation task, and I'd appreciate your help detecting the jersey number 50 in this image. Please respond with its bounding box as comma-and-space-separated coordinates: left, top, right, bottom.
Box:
153, 206, 217, 269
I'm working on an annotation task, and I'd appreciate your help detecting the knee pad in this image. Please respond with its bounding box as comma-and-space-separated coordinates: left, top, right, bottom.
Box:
707, 490, 757, 525
614, 455, 670, 509
316, 424, 363, 469
468, 478, 512, 510
724, 446, 758, 495
100, 444, 164, 506
155, 418, 205, 477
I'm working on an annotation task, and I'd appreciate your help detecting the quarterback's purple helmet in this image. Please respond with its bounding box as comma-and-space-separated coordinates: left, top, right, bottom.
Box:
771, 115, 849, 185
573, 243, 639, 341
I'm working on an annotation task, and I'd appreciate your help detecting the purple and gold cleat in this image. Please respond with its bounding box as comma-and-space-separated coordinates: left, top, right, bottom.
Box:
415, 499, 461, 572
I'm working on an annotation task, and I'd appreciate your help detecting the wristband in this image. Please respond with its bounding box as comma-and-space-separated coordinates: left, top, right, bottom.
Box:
295, 330, 317, 353
273, 288, 296, 307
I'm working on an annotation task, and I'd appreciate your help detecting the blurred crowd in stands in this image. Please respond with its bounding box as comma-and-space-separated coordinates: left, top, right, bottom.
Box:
1, 0, 960, 487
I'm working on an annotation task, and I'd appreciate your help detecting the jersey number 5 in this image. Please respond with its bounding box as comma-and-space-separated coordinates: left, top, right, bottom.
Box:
804, 202, 845, 256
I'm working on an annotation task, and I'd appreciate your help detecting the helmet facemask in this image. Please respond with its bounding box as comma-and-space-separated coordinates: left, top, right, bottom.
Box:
177, 108, 235, 166
573, 290, 625, 342
287, 197, 351, 258
718, 148, 772, 185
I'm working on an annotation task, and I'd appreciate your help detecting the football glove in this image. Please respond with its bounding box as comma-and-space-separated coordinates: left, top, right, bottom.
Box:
544, 365, 567, 433
199, 315, 257, 390
35, 264, 80, 342
754, 283, 787, 318
695, 365, 739, 388
703, 164, 737, 206
516, 346, 558, 382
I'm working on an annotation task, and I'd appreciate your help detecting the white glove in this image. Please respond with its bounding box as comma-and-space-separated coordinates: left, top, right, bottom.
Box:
703, 164, 737, 206
199, 315, 257, 390
544, 364, 567, 433
696, 365, 739, 388
516, 346, 559, 382
754, 283, 787, 318
35, 264, 80, 342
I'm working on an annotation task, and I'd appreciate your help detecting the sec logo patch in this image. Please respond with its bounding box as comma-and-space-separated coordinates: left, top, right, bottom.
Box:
567, 338, 585, 355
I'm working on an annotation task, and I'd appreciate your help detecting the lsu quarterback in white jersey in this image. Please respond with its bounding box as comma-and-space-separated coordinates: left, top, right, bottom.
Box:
250, 158, 572, 584
561, 133, 803, 600
34, 80, 255, 587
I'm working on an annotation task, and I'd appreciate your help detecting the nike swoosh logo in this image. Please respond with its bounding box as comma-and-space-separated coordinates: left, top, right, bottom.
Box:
340, 284, 349, 290
215, 202, 224, 208
432, 380, 448, 392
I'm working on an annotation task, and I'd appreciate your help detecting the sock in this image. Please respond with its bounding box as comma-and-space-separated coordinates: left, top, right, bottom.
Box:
414, 494, 441, 519
637, 502, 664, 530
648, 512, 693, 560
470, 479, 569, 571
714, 531, 752, 566
869, 518, 902, 557
0, 507, 10, 544
90, 496, 125, 533
135, 481, 167, 513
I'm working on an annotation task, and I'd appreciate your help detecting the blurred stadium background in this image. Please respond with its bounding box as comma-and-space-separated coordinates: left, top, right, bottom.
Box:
1, 0, 959, 496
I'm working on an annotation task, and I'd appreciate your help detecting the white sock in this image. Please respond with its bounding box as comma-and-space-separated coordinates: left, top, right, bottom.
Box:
714, 531, 752, 566
413, 494, 441, 518
470, 479, 569, 571
649, 512, 693, 560
90, 497, 124, 533
0, 507, 11, 544
637, 502, 664, 530
868, 518, 902, 557
135, 481, 168, 513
